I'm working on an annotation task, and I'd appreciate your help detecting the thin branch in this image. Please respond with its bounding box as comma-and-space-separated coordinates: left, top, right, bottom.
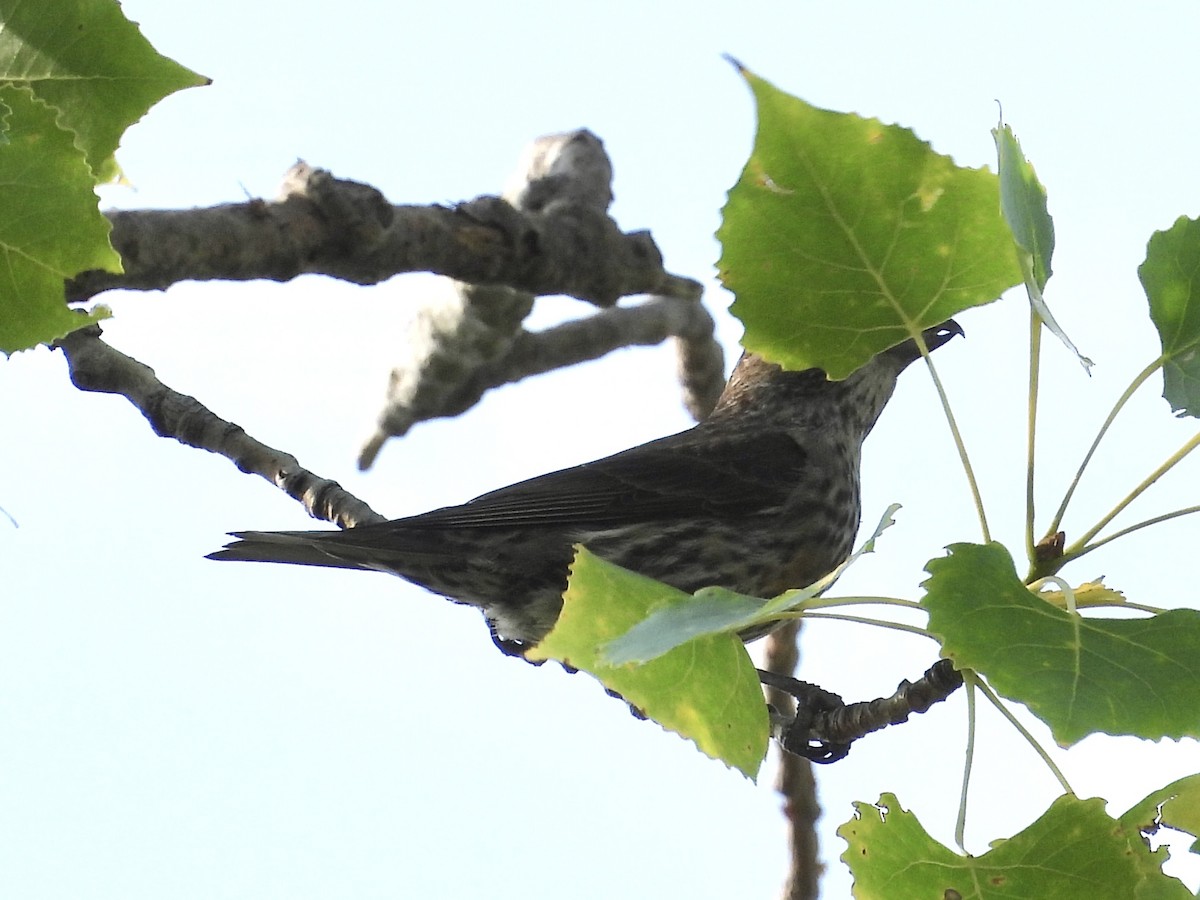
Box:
359, 294, 723, 466
482, 295, 724, 419
761, 659, 963, 760
356, 131, 722, 467
55, 325, 384, 529
807, 658, 963, 746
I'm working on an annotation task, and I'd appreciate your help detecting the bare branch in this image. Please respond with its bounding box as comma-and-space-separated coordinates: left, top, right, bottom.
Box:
496, 295, 724, 418
358, 294, 724, 466
762, 659, 963, 758
57, 129, 723, 519
66, 159, 699, 309
56, 326, 383, 529
812, 659, 963, 745
357, 130, 720, 467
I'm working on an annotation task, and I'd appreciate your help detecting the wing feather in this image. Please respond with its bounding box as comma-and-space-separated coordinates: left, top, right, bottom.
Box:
409, 426, 807, 528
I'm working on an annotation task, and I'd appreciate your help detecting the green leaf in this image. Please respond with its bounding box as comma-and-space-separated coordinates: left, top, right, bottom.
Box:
0, 1, 207, 352
1139, 216, 1200, 417
0, 85, 115, 354
717, 62, 1022, 379
1121, 774, 1200, 856
601, 586, 766, 666
993, 121, 1054, 290
0, 0, 209, 178
527, 546, 769, 778
839, 793, 1192, 899
923, 543, 1200, 746
994, 119, 1091, 371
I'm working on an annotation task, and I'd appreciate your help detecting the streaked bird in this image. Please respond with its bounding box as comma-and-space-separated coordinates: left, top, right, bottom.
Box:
210, 322, 961, 654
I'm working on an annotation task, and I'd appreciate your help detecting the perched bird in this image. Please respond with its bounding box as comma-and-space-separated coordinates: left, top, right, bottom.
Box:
210, 322, 961, 654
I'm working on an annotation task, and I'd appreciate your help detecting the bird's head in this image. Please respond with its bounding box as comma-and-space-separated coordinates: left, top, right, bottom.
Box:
710, 320, 963, 436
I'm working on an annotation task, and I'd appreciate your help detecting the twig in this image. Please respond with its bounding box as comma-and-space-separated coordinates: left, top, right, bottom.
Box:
357, 131, 718, 467
359, 294, 724, 466
761, 659, 962, 758
56, 326, 383, 529
810, 659, 962, 745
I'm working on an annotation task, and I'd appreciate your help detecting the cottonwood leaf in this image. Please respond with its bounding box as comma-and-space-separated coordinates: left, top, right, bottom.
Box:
718, 61, 1022, 379
528, 546, 768, 778
994, 120, 1092, 371
0, 86, 114, 354
1139, 215, 1200, 417
923, 542, 1200, 746
840, 792, 1191, 899
1121, 774, 1200, 856
0, 0, 209, 178
993, 121, 1055, 290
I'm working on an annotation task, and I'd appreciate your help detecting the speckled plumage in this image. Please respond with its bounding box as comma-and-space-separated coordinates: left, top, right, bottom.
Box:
210, 323, 960, 648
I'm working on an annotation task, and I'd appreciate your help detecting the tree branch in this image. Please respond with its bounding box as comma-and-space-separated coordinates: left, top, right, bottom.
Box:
355, 130, 721, 466
66, 161, 700, 309
762, 659, 964, 759
56, 325, 383, 529
54, 130, 724, 522
812, 659, 963, 745
64, 130, 723, 470
358, 293, 724, 465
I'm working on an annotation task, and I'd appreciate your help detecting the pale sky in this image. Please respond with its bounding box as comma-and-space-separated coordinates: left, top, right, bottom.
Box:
3, 2, 1199, 897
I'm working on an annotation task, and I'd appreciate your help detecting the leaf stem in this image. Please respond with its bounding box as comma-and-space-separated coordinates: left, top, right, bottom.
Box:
1104, 600, 1166, 615
1045, 356, 1164, 539
1028, 575, 1076, 613
1065, 428, 1200, 556
923, 353, 991, 543
975, 678, 1073, 795
954, 670, 977, 851
794, 611, 935, 641
1025, 309, 1043, 564
1064, 504, 1200, 564
798, 595, 925, 611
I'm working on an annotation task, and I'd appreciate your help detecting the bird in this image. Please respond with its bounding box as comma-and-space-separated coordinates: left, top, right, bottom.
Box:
209, 322, 961, 656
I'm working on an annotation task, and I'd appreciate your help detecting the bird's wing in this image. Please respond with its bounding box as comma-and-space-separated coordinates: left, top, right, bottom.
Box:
408, 426, 808, 529
208, 427, 810, 568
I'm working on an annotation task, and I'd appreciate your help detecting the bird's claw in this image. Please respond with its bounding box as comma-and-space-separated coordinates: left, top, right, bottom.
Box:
759, 668, 852, 763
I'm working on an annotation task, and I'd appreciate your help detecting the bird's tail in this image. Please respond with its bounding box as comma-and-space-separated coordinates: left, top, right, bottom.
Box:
207, 531, 376, 570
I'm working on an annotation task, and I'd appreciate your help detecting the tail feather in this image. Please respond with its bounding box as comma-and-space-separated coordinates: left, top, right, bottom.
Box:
206, 526, 463, 573
208, 531, 377, 570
